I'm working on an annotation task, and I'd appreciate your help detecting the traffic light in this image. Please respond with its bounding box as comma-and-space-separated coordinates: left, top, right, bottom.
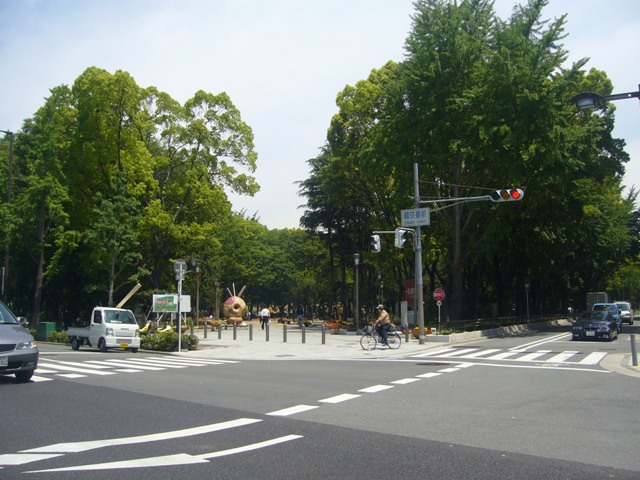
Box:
395, 229, 407, 249
490, 188, 524, 202
370, 234, 381, 253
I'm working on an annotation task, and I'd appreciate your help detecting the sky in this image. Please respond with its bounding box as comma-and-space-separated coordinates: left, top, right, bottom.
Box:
0, 0, 638, 229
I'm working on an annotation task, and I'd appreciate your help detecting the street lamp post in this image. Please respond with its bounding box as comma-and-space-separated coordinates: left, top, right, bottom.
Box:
1, 130, 14, 303
569, 84, 640, 110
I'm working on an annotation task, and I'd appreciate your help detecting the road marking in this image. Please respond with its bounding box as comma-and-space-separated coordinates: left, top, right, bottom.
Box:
517, 350, 552, 362
319, 393, 361, 403
391, 378, 420, 385
25, 435, 304, 473
579, 351, 609, 365
267, 405, 319, 416
416, 372, 442, 378
486, 351, 522, 360
86, 360, 165, 371
358, 384, 394, 393
438, 367, 460, 373
412, 347, 457, 357
36, 362, 116, 376
462, 349, 501, 358
546, 351, 580, 363
22, 418, 262, 454
509, 333, 570, 351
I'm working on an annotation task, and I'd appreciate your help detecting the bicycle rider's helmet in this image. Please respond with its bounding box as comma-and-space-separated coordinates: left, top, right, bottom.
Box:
377, 304, 384, 310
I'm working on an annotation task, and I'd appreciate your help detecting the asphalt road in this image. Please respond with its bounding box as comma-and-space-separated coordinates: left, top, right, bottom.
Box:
1, 327, 639, 479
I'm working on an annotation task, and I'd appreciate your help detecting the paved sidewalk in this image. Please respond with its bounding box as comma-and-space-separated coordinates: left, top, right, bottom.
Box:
174, 321, 440, 361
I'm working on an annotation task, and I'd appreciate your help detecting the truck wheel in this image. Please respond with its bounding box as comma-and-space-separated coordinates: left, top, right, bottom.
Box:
71, 337, 80, 350
131, 348, 138, 353
98, 338, 108, 352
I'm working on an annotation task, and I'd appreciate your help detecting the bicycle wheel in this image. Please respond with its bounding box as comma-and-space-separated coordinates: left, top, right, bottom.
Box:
360, 334, 377, 351
387, 333, 402, 349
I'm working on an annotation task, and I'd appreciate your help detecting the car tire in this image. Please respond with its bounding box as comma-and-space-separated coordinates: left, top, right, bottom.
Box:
71, 337, 80, 350
98, 338, 108, 352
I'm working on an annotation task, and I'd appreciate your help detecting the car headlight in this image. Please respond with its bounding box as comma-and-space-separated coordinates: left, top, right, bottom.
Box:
105, 328, 114, 336
597, 326, 610, 332
16, 341, 35, 350
573, 326, 582, 331
135, 330, 140, 337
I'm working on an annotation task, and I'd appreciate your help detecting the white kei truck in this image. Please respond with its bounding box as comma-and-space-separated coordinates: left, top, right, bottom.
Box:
67, 307, 141, 353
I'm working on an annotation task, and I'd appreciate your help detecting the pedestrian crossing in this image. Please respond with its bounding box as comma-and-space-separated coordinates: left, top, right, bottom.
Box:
409, 347, 609, 365
31, 356, 239, 382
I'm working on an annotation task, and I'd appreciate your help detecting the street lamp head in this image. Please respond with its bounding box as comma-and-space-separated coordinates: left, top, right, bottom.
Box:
354, 253, 360, 265
569, 91, 602, 110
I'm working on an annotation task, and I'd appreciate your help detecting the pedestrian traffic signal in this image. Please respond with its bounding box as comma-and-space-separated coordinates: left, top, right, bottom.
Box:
490, 188, 524, 202
370, 234, 381, 253
395, 229, 407, 249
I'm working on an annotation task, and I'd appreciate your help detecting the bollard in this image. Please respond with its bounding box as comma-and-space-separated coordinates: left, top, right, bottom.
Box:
321, 325, 326, 344
302, 325, 306, 344
218, 324, 222, 339
631, 334, 638, 367
266, 323, 269, 342
233, 323, 237, 340
249, 323, 253, 341
283, 324, 287, 343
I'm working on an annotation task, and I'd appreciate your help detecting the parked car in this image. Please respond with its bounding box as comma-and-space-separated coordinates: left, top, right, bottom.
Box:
614, 301, 634, 325
572, 311, 619, 341
591, 303, 622, 333
0, 302, 39, 382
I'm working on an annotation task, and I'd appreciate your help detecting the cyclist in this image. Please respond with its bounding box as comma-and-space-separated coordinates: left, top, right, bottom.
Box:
373, 304, 391, 345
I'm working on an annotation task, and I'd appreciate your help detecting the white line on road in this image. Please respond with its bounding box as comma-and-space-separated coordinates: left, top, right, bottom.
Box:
267, 405, 319, 416
358, 384, 394, 393
319, 393, 361, 403
25, 435, 304, 473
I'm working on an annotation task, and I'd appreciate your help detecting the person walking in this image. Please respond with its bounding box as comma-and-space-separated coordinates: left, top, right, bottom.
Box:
296, 306, 304, 329
260, 307, 270, 330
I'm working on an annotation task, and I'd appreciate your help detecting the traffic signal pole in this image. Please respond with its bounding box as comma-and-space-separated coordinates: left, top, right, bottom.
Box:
413, 163, 426, 344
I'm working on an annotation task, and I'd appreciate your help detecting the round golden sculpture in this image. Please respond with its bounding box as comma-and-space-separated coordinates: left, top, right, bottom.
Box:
224, 296, 247, 326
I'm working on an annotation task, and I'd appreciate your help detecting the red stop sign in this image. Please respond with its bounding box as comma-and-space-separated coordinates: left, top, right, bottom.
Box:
433, 288, 445, 302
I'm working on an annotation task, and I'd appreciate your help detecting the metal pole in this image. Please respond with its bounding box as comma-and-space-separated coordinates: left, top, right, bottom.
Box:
177, 277, 182, 352
414, 163, 425, 344
1, 130, 13, 304
283, 324, 287, 343
631, 334, 638, 367
354, 253, 360, 334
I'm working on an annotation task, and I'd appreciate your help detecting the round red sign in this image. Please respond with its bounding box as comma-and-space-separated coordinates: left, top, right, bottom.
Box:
433, 288, 445, 302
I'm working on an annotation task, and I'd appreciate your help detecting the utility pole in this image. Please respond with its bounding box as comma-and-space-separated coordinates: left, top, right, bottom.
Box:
1, 130, 14, 303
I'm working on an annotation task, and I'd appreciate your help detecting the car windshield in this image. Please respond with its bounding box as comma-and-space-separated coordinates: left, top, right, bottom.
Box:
104, 310, 137, 324
580, 312, 607, 322
592, 305, 614, 312
616, 303, 631, 310
0, 301, 19, 324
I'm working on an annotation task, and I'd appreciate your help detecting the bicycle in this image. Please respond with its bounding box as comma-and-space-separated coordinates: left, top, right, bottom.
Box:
360, 327, 402, 350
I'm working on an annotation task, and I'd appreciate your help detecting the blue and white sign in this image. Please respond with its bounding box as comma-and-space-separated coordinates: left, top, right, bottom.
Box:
401, 208, 430, 227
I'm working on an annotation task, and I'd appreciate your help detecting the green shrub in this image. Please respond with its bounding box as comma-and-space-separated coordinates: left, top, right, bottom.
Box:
47, 330, 69, 344
140, 331, 199, 351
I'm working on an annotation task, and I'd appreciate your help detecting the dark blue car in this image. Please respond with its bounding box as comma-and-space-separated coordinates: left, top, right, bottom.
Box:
572, 311, 619, 341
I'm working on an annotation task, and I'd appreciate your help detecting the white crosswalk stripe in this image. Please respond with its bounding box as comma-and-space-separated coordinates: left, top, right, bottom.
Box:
411, 347, 608, 365
32, 356, 239, 381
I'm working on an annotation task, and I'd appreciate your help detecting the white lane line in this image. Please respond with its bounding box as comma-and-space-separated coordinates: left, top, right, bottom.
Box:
57, 374, 86, 379
391, 378, 420, 385
267, 405, 319, 416
26, 435, 303, 473
22, 418, 262, 454
579, 351, 608, 365
416, 372, 442, 378
437, 367, 460, 373
358, 384, 394, 393
319, 393, 361, 404
30, 375, 53, 382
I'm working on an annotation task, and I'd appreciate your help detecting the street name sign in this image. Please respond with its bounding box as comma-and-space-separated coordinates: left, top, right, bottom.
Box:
401, 208, 430, 227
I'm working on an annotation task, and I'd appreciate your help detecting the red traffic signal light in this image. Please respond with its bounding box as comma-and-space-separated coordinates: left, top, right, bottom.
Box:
490, 188, 524, 202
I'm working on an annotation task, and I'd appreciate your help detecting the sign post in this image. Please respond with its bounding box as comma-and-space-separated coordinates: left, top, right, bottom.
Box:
433, 288, 445, 332
174, 259, 187, 352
